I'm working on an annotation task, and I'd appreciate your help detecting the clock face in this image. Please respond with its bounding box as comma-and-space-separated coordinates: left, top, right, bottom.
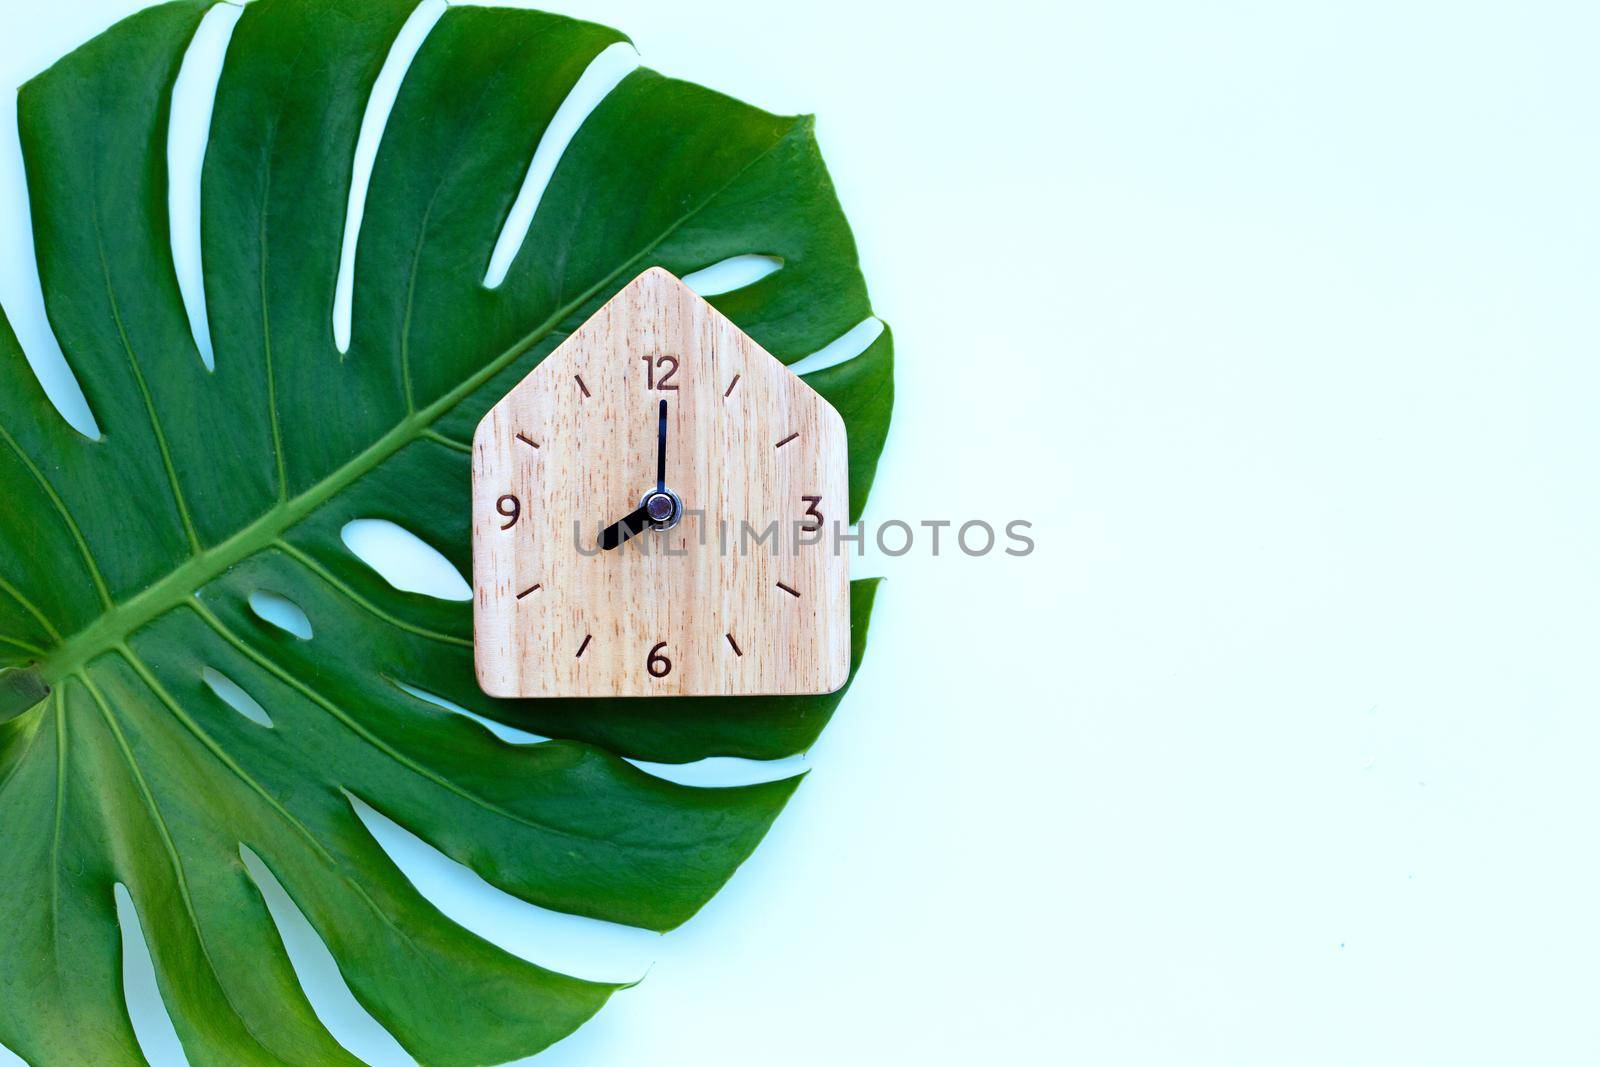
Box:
471, 268, 851, 698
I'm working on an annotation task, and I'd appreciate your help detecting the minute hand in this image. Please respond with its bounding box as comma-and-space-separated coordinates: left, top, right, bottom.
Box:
656, 397, 667, 493
599, 399, 672, 552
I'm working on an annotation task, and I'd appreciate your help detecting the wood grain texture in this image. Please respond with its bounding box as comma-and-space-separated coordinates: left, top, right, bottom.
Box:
472, 268, 850, 697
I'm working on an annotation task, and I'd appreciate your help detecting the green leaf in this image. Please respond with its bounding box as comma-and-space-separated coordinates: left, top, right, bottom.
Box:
0, 665, 48, 723
0, 1, 892, 1064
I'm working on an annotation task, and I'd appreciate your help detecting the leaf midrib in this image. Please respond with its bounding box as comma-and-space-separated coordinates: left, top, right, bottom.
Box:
34, 117, 799, 689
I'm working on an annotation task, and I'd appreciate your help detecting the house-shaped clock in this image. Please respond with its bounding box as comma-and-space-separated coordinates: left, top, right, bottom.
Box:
471, 268, 850, 698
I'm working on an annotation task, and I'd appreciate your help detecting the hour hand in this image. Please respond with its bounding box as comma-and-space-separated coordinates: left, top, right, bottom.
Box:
598, 504, 652, 551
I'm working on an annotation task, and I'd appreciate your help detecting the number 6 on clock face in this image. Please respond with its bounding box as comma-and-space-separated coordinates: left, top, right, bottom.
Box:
470, 268, 851, 698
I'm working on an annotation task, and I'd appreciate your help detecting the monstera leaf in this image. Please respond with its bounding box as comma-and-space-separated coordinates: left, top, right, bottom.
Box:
0, 1, 892, 1063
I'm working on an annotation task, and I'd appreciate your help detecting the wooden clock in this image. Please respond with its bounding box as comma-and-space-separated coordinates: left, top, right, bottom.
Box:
471, 268, 851, 698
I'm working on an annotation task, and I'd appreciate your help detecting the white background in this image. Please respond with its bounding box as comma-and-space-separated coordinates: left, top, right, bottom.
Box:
3, 1, 1600, 1064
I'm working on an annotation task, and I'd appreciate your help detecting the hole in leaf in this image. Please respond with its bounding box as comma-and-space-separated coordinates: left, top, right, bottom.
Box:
681, 254, 783, 297
0, 112, 100, 439
788, 317, 885, 378
201, 666, 272, 728
394, 680, 549, 745
247, 590, 313, 640
239, 847, 416, 1066
167, 2, 243, 371
390, 681, 799, 786
333, 0, 448, 353
483, 41, 639, 289
349, 795, 654, 984
114, 884, 191, 1067
626, 754, 809, 788
340, 519, 470, 601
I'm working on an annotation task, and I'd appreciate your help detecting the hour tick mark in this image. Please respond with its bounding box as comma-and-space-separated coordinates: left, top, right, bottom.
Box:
725, 633, 743, 656
724, 373, 741, 398
516, 583, 542, 599
516, 433, 539, 449
574, 374, 591, 398
576, 634, 592, 658
775, 582, 800, 598
775, 432, 799, 449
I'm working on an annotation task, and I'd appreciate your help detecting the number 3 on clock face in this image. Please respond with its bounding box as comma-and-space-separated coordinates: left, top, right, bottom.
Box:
471, 268, 851, 698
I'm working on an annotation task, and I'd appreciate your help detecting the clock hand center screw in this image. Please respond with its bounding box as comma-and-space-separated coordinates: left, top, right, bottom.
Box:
641, 487, 683, 530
